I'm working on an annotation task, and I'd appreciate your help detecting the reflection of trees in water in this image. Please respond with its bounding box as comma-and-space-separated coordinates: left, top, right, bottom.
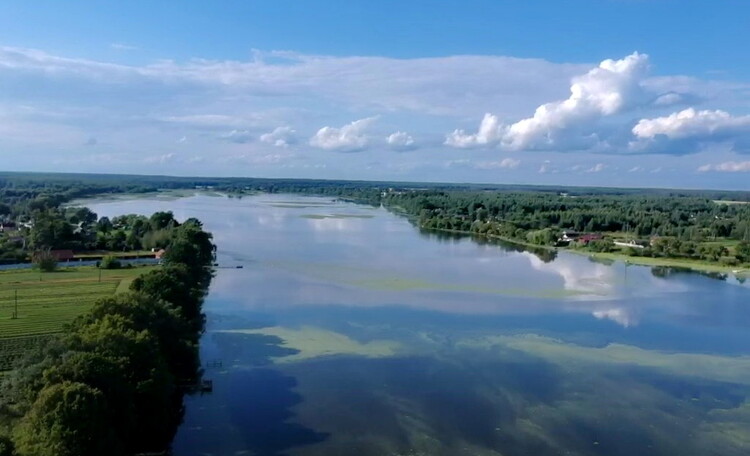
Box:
418, 228, 559, 263
179, 332, 329, 455
651, 266, 727, 282
228, 369, 329, 456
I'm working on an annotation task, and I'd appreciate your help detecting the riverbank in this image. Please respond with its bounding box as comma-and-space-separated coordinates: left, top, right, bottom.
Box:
574, 249, 750, 277
415, 225, 750, 278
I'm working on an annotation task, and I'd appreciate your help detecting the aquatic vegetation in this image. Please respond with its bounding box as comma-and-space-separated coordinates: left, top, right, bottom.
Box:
217, 326, 402, 363
459, 334, 750, 385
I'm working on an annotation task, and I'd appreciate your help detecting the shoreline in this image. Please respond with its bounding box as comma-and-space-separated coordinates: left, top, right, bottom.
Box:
65, 191, 750, 278
415, 225, 750, 278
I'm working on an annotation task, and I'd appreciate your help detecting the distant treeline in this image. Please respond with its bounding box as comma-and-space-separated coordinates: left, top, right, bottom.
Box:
381, 190, 750, 265
3, 171, 750, 265
3, 171, 750, 204
0, 217, 215, 456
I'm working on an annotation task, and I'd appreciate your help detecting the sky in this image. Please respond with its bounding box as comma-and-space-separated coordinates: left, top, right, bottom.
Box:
1, 0, 750, 189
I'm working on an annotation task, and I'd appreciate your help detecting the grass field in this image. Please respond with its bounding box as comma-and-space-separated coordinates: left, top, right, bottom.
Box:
0, 266, 156, 370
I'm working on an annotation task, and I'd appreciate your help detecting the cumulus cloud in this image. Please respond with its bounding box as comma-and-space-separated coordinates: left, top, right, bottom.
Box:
260, 126, 297, 147
633, 108, 750, 140
386, 131, 416, 151
309, 117, 377, 152
697, 161, 750, 172
444, 53, 654, 152
631, 108, 750, 154
445, 113, 505, 148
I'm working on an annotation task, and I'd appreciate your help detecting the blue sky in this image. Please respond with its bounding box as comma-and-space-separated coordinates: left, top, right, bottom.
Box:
1, 0, 750, 189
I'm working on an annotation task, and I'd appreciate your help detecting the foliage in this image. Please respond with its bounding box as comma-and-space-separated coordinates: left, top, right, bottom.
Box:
382, 190, 750, 265
0, 213, 214, 455
736, 241, 750, 263
31, 251, 57, 272
99, 255, 121, 270
13, 382, 119, 456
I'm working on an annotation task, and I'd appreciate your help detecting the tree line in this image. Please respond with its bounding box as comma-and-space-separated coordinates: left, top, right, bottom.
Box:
0, 216, 215, 456
381, 190, 750, 265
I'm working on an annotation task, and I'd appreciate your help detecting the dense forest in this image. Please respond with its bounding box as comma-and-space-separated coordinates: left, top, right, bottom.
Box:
0, 216, 215, 456
381, 190, 750, 266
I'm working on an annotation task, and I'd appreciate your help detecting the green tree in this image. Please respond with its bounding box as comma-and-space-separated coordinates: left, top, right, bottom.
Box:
99, 255, 121, 270
736, 240, 750, 263
164, 221, 215, 287
65, 312, 178, 451
42, 352, 135, 448
131, 264, 206, 332
29, 211, 74, 250
14, 382, 119, 456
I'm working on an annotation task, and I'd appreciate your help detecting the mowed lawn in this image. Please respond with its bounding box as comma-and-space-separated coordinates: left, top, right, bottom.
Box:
0, 266, 157, 339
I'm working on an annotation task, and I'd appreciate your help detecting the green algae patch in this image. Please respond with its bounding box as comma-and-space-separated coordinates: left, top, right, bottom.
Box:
217, 326, 402, 363
459, 334, 750, 385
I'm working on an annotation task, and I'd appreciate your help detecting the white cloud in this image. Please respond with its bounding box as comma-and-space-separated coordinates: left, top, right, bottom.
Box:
502, 52, 650, 151
697, 161, 750, 172
444, 53, 654, 152
475, 158, 520, 169
260, 126, 297, 147
539, 160, 555, 174
445, 113, 505, 148
653, 92, 685, 107
309, 117, 377, 152
633, 108, 750, 140
586, 163, 607, 173
631, 108, 750, 154
144, 153, 176, 164
0, 46, 585, 116
386, 131, 416, 151
218, 129, 253, 144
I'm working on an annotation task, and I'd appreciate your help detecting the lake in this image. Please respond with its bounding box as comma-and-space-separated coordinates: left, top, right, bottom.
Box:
85, 193, 750, 456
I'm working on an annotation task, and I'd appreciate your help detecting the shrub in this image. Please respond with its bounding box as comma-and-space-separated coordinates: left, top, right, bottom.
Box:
32, 250, 58, 272
100, 255, 122, 270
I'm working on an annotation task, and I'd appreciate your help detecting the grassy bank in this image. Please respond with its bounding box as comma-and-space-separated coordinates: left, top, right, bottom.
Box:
418, 225, 749, 277
574, 249, 750, 276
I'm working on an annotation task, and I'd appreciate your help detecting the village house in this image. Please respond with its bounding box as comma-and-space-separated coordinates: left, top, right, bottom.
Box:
50, 250, 75, 261
614, 240, 645, 249
578, 233, 603, 245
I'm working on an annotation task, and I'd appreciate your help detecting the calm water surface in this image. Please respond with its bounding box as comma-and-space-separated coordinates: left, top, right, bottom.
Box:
85, 193, 750, 456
